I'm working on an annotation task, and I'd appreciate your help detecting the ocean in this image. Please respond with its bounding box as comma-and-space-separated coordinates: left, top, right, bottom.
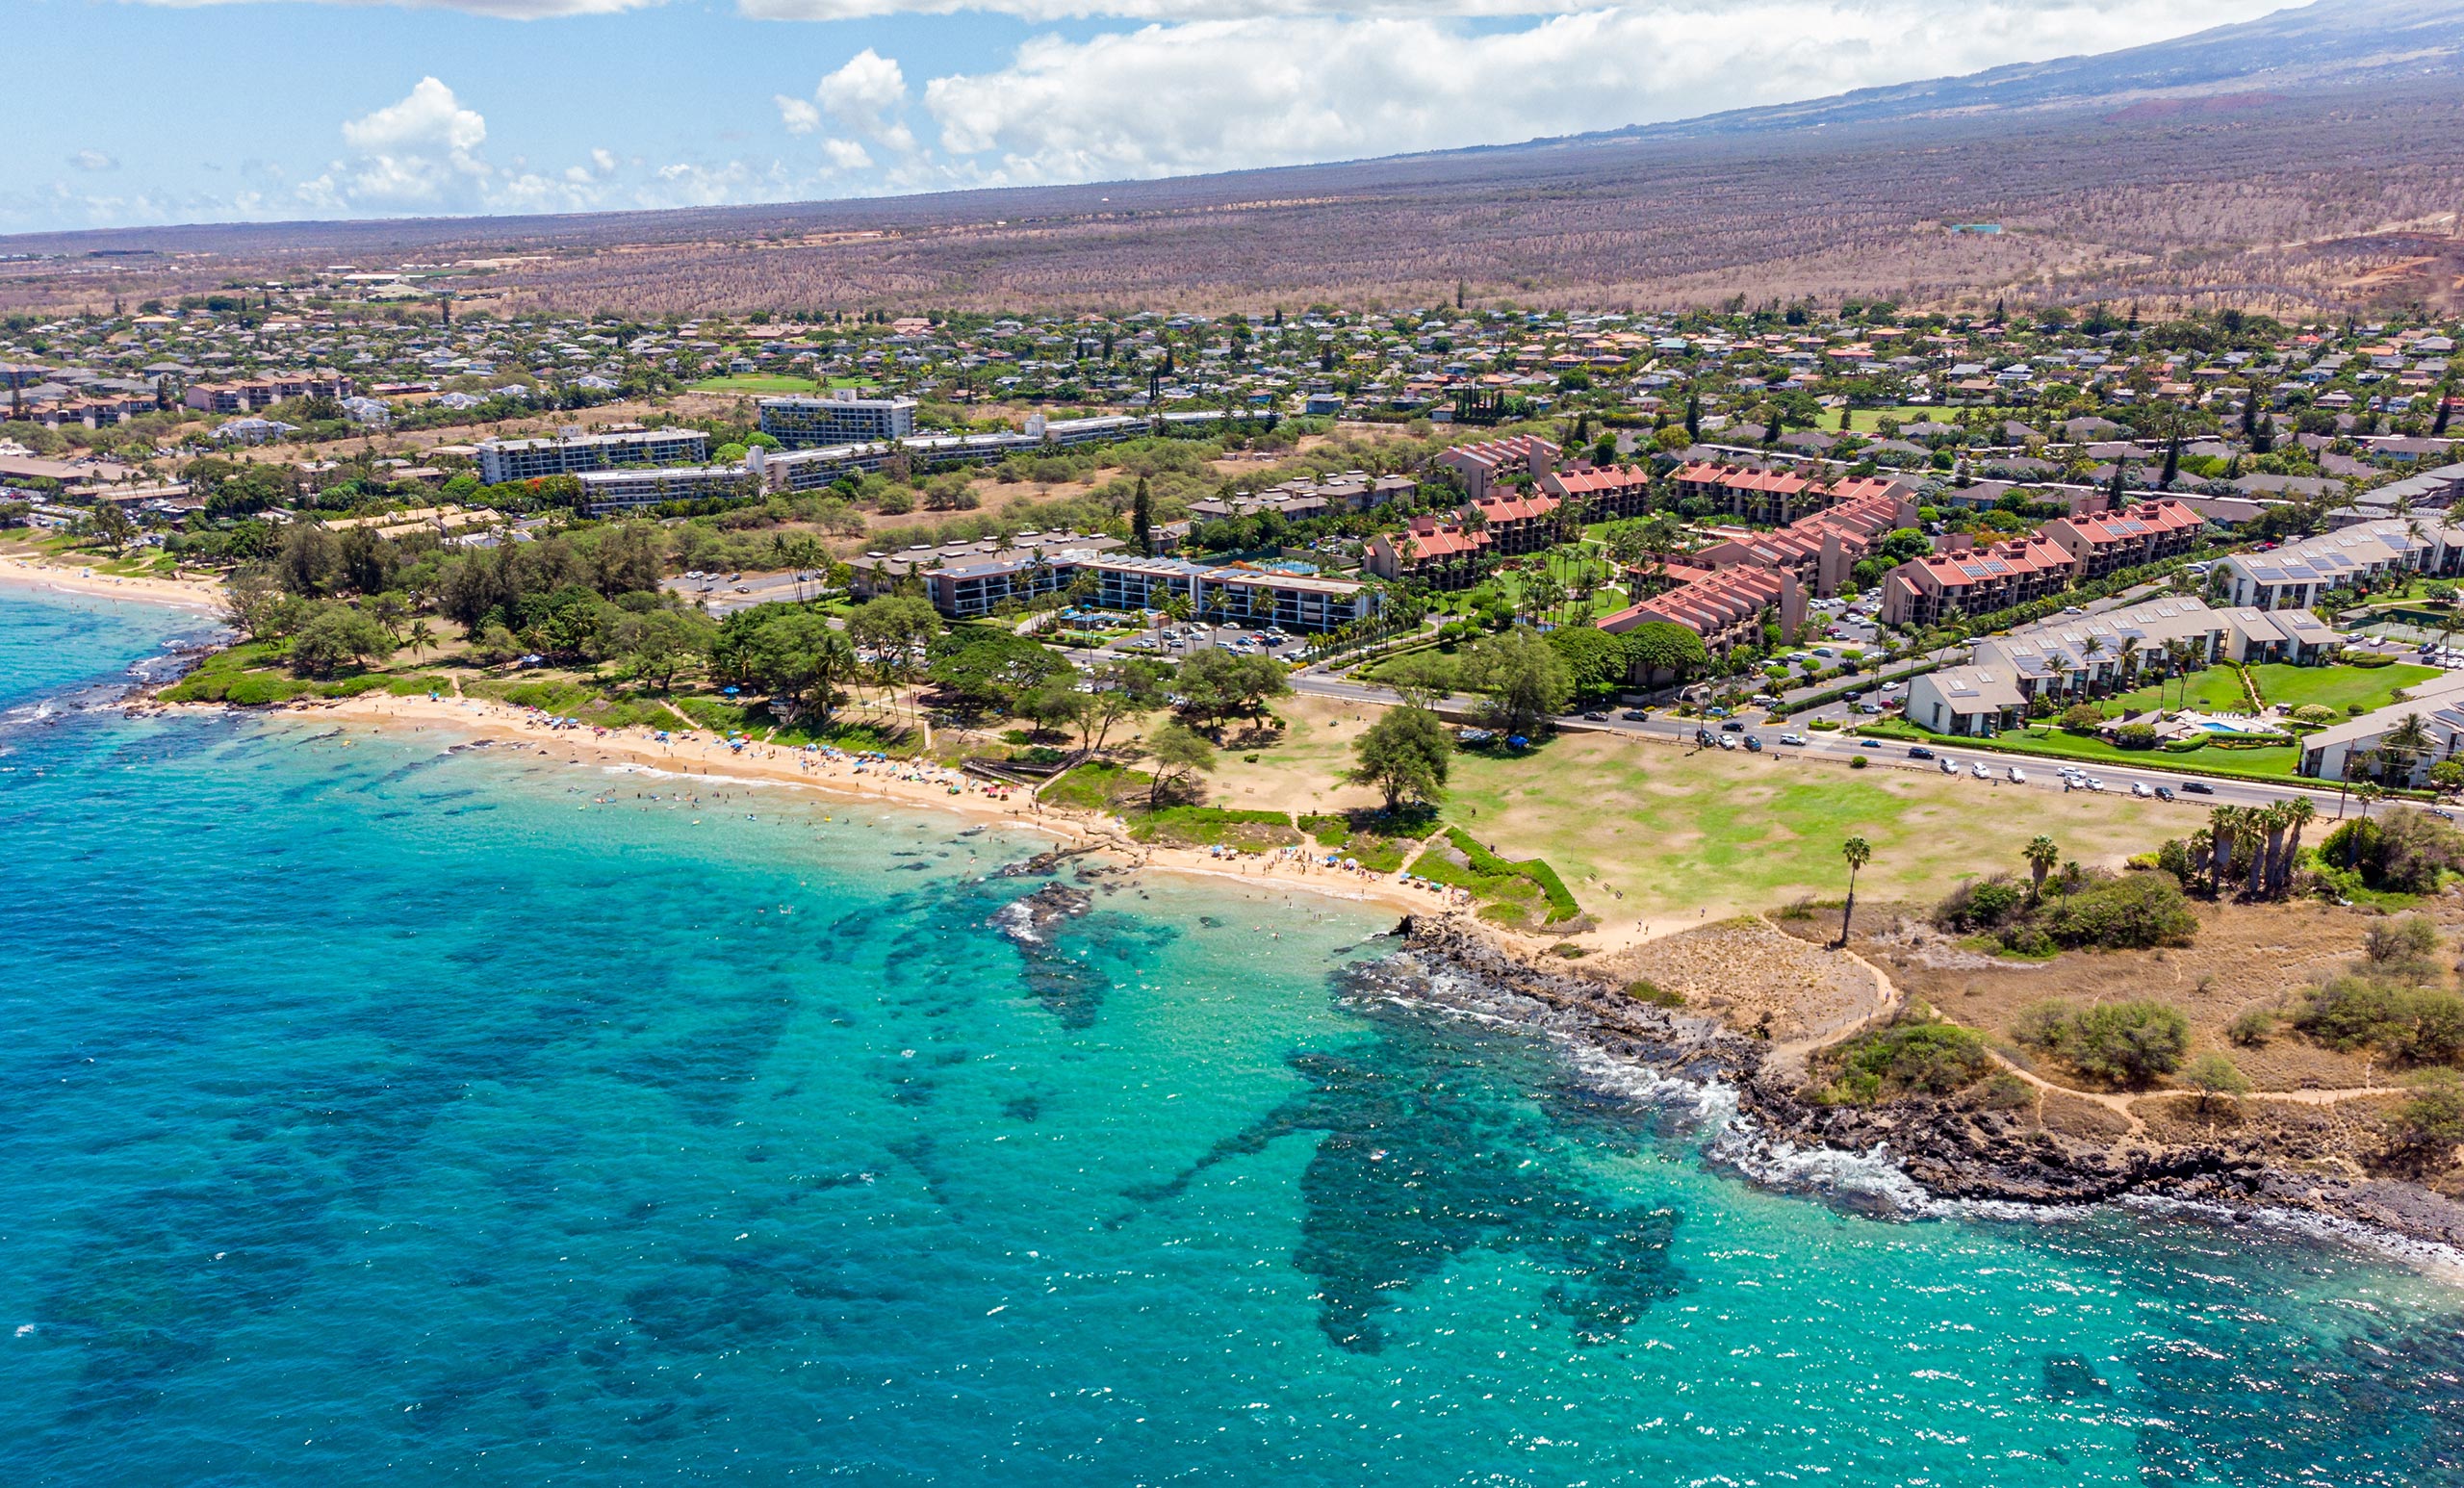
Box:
3, 585, 2461, 1485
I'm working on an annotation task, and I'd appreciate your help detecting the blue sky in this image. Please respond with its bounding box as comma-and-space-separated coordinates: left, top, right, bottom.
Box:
4, 0, 2283, 235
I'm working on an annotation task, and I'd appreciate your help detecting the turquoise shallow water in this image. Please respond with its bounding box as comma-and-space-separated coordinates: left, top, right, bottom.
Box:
4, 588, 2463, 1485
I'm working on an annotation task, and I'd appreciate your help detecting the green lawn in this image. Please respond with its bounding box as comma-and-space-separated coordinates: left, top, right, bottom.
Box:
2250, 661, 2439, 713
686, 373, 841, 394
2103, 661, 2437, 722
2107, 668, 2254, 716
1843, 403, 1958, 433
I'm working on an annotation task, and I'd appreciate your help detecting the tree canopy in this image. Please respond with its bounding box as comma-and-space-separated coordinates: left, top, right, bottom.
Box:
1348, 705, 1452, 810
1454, 628, 1572, 736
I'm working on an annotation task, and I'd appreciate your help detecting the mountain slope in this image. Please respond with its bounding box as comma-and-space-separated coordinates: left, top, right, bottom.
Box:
1601, 0, 2464, 140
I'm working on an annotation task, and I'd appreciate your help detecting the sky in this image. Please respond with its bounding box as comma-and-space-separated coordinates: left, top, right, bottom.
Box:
3, 0, 2291, 235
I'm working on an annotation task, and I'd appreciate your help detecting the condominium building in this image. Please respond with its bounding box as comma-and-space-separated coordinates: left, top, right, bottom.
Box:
1194, 568, 1378, 632
757, 392, 918, 448
576, 465, 755, 513
2215, 517, 2464, 611
476, 428, 709, 484
2038, 500, 2206, 580
1596, 564, 1806, 660
1878, 534, 2074, 627
1466, 491, 1564, 556
1689, 487, 1914, 599
1438, 434, 1558, 501
1365, 520, 1492, 589
1540, 464, 1655, 521
1904, 596, 2342, 736
1669, 463, 1912, 526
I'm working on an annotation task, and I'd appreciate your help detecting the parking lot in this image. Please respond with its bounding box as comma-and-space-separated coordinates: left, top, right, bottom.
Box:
1105, 621, 1307, 658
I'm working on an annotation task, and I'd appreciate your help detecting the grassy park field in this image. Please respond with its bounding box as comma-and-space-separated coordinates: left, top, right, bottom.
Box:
1191, 695, 2167, 921
684, 373, 867, 395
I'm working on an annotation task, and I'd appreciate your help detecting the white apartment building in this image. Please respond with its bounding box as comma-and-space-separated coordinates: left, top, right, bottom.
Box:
476, 428, 709, 484
757, 392, 918, 448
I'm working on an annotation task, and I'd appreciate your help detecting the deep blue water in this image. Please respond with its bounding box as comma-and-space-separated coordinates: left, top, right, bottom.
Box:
4, 586, 2463, 1485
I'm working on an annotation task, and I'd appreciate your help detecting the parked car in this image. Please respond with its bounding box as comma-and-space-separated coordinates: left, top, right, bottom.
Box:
2182, 781, 2215, 795
2085, 777, 2108, 792
2132, 781, 2154, 797
1744, 735, 1764, 752
2155, 785, 2177, 801
1972, 761, 1991, 780
1939, 757, 1960, 774
2008, 766, 2026, 784
1908, 746, 1936, 759
1717, 734, 1738, 750
1696, 728, 1717, 747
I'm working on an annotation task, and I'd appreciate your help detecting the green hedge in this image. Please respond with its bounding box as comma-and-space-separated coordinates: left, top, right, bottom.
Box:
1436, 826, 1581, 923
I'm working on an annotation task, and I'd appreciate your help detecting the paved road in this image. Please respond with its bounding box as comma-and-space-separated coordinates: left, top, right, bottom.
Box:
1290, 670, 2372, 820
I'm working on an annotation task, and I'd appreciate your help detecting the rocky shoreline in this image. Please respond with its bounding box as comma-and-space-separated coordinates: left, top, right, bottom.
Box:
1393, 917, 2464, 1258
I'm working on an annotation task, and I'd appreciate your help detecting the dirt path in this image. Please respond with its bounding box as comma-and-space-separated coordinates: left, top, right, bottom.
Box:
1765, 933, 1900, 1081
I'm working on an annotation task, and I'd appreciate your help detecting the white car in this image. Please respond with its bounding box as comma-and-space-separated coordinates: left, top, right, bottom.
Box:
2008, 766, 2027, 784
1972, 761, 1991, 780
2085, 777, 2108, 792
2132, 781, 2154, 798
1779, 732, 1808, 746
1939, 757, 1959, 774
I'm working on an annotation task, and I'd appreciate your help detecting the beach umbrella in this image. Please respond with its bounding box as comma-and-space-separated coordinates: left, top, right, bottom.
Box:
723, 686, 740, 697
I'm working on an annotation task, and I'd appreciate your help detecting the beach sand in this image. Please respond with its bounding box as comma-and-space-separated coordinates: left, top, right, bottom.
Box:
0, 556, 227, 615
195, 688, 1457, 924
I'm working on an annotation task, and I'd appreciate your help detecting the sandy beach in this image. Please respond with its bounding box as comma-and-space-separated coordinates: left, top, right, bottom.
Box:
191, 687, 1457, 924
0, 555, 227, 615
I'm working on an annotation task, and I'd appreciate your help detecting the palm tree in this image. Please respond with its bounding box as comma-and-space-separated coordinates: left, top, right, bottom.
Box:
2246, 804, 2279, 899
2384, 712, 2434, 787
2272, 795, 2316, 897
2080, 634, 2106, 696
405, 619, 436, 663
2209, 806, 2241, 895
2351, 782, 2385, 868
2023, 834, 2060, 902
1837, 835, 1872, 948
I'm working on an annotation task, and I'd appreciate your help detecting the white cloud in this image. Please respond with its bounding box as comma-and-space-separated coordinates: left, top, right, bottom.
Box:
295, 80, 637, 215
70, 149, 120, 172
907, 1, 2281, 185
325, 76, 493, 204
815, 48, 916, 152
776, 95, 825, 134
773, 47, 921, 162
